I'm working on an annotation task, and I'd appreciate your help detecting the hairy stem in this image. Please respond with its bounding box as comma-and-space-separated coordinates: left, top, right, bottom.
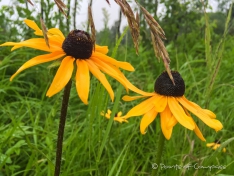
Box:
54, 80, 72, 176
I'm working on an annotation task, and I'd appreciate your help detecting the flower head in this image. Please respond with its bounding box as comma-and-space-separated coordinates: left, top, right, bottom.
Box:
123, 71, 223, 140
206, 140, 226, 152
0, 19, 135, 104
101, 109, 128, 123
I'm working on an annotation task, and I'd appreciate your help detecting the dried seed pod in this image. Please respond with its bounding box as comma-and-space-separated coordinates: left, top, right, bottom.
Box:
88, 5, 96, 51
54, 0, 67, 17
40, 17, 50, 48
115, 0, 139, 55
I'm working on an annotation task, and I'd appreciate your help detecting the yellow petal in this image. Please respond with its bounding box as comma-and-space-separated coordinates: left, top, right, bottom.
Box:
48, 35, 64, 45
206, 143, 215, 147
1, 39, 61, 52
189, 101, 216, 119
46, 56, 74, 97
76, 60, 90, 105
183, 107, 206, 141
122, 95, 149, 101
168, 97, 195, 130
100, 111, 105, 116
48, 28, 65, 40
95, 45, 108, 54
160, 106, 174, 140
120, 73, 155, 96
202, 109, 216, 119
153, 94, 167, 112
100, 62, 131, 94
92, 53, 134, 71
125, 95, 158, 119
193, 122, 206, 141
114, 117, 128, 123
105, 110, 111, 119
24, 19, 43, 36
10, 51, 66, 81
86, 59, 114, 102
213, 144, 220, 150
107, 109, 112, 115
167, 115, 177, 129
94, 62, 153, 96
91, 57, 128, 92
140, 108, 158, 134
117, 111, 122, 117
178, 96, 223, 131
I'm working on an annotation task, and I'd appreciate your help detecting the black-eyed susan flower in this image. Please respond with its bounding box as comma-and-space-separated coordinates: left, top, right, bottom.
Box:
101, 109, 128, 123
122, 71, 223, 140
207, 140, 226, 152
0, 19, 135, 104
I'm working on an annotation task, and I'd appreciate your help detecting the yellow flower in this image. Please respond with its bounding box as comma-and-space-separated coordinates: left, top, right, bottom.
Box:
0, 19, 135, 104
122, 71, 223, 140
207, 140, 226, 152
101, 109, 128, 123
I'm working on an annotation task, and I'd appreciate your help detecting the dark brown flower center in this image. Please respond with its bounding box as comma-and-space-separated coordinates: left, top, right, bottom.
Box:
154, 71, 185, 96
62, 30, 93, 59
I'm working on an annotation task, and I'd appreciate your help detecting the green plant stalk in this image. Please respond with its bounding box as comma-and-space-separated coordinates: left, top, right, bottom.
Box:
152, 130, 165, 176
54, 80, 72, 176
203, 2, 233, 107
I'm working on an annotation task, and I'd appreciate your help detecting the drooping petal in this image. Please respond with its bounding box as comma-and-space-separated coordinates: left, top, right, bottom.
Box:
160, 106, 174, 140
202, 109, 216, 119
193, 122, 206, 141
167, 115, 177, 129
188, 101, 216, 119
125, 95, 158, 119
140, 107, 158, 134
46, 56, 74, 97
93, 59, 152, 96
24, 19, 43, 36
95, 45, 108, 54
10, 51, 66, 81
178, 96, 223, 131
120, 73, 156, 96
153, 95, 167, 112
92, 52, 134, 71
91, 57, 128, 92
86, 59, 114, 102
1, 39, 62, 52
168, 97, 195, 130
183, 108, 206, 141
76, 60, 90, 105
122, 95, 150, 101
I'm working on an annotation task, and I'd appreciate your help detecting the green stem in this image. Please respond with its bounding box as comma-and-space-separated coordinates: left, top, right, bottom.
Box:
152, 130, 166, 176
54, 80, 72, 176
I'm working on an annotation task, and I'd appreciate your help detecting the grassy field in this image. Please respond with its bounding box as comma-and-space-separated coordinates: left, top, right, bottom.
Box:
0, 1, 234, 176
